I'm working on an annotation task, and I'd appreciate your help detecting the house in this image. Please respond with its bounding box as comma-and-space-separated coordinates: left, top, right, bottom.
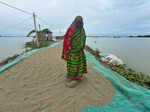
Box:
44, 30, 53, 41
38, 29, 53, 41
27, 28, 53, 41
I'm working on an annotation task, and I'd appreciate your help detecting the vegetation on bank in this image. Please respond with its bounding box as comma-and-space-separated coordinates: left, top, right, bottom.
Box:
0, 54, 20, 67
129, 35, 150, 38
85, 45, 150, 90
25, 41, 54, 51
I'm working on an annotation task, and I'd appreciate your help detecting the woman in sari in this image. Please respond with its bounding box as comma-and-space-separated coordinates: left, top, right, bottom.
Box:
62, 16, 87, 87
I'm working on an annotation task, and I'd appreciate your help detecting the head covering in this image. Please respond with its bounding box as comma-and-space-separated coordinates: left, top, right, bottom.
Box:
62, 16, 83, 60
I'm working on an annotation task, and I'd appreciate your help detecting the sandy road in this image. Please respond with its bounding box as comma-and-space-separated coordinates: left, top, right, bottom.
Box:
0, 48, 115, 112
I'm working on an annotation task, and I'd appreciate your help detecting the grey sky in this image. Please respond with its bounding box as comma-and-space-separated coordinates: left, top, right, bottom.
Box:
0, 0, 150, 36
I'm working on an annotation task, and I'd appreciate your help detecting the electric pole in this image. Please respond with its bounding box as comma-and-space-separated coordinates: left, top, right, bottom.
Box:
39, 24, 41, 31
33, 12, 39, 47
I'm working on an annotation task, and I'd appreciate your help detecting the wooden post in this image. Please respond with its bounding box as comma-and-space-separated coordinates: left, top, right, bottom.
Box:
33, 12, 39, 47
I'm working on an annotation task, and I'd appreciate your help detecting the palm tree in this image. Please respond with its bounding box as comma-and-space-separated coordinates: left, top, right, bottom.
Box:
27, 30, 36, 37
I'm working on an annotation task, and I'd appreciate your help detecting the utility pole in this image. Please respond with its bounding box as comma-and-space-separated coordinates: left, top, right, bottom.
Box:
39, 24, 41, 31
33, 12, 39, 47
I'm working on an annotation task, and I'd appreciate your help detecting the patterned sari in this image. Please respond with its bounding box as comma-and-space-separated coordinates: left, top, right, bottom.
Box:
62, 16, 87, 80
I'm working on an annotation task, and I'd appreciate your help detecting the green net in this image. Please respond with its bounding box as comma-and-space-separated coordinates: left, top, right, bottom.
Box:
83, 51, 150, 112
99, 53, 109, 58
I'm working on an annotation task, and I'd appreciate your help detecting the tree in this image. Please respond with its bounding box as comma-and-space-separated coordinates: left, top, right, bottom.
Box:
27, 30, 36, 37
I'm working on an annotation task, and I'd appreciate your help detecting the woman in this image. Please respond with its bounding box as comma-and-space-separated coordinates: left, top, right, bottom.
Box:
62, 16, 87, 87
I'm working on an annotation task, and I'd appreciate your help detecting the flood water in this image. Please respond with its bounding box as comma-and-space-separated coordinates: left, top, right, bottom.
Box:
0, 37, 150, 75
0, 37, 32, 62
87, 37, 150, 76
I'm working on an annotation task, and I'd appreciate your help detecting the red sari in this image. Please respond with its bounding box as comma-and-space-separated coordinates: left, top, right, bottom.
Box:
62, 16, 87, 80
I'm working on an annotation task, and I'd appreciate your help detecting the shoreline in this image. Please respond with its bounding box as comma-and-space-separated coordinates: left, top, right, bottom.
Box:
85, 45, 150, 90
87, 37, 150, 75
0, 37, 150, 90
0, 40, 57, 69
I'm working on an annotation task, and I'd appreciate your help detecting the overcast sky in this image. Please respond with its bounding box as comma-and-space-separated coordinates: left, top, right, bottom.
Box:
0, 0, 150, 36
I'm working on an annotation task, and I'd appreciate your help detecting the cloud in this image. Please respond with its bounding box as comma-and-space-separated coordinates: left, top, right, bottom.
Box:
0, 0, 150, 36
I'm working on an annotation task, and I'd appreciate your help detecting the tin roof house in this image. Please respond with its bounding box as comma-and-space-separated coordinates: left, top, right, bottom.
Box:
38, 29, 53, 41
27, 28, 53, 41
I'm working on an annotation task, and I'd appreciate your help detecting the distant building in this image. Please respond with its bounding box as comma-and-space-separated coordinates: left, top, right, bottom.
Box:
38, 29, 53, 41
45, 31, 53, 41
27, 28, 53, 41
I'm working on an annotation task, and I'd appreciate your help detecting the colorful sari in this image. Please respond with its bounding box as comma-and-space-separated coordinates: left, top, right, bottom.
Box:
62, 16, 87, 80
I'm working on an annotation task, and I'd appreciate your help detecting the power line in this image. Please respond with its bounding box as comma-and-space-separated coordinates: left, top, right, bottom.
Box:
37, 16, 51, 28
0, 1, 52, 29
0, 16, 33, 31
0, 0, 53, 39
0, 0, 32, 15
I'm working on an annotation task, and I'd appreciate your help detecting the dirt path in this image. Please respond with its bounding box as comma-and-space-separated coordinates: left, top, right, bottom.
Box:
0, 48, 115, 112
